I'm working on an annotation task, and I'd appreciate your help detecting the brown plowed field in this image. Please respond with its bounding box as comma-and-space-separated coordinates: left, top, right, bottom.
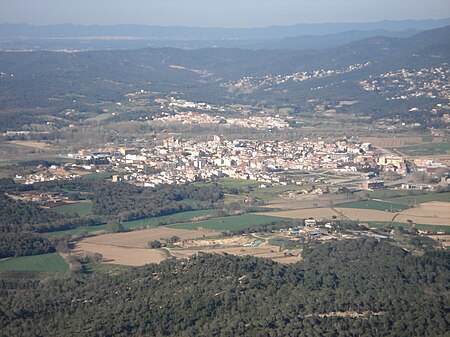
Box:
81, 227, 217, 248
261, 201, 450, 226
169, 244, 301, 264
73, 226, 219, 266
360, 137, 422, 148
74, 242, 167, 266
395, 202, 450, 226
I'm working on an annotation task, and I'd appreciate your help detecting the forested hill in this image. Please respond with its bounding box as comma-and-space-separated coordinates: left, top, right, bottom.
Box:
1, 238, 449, 336
0, 25, 448, 111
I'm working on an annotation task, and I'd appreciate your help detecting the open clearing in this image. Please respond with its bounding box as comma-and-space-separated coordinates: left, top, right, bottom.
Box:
74, 243, 167, 266
337, 199, 409, 212
169, 214, 287, 231
0, 253, 69, 273
396, 142, 450, 156
7, 140, 54, 150
384, 192, 450, 205
53, 201, 93, 217
170, 243, 301, 264
427, 235, 450, 247
394, 202, 450, 226
74, 226, 302, 265
46, 210, 216, 236
360, 137, 423, 148
260, 208, 342, 220
80, 227, 217, 248
267, 207, 395, 221
263, 201, 450, 227
74, 227, 217, 266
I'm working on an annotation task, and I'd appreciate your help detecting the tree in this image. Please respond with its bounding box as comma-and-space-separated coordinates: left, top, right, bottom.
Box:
148, 240, 162, 249
169, 236, 181, 243
107, 220, 125, 233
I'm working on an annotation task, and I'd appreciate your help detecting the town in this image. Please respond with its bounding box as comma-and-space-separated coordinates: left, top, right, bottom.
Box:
11, 135, 446, 194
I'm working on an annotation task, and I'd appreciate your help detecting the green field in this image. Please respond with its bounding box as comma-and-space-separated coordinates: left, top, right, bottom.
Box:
421, 136, 434, 142
53, 202, 94, 217
396, 142, 450, 155
248, 185, 309, 202
122, 210, 214, 230
169, 214, 286, 231
80, 172, 114, 180
366, 189, 429, 200
0, 253, 69, 273
46, 210, 216, 236
385, 192, 450, 205
337, 199, 410, 212
366, 221, 450, 233
195, 178, 261, 190
219, 178, 262, 189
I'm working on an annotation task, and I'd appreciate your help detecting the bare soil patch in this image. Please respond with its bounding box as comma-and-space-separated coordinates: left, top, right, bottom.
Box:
396, 202, 450, 226
73, 226, 219, 266
360, 137, 422, 148
262, 202, 449, 226
428, 235, 450, 247
8, 140, 53, 150
82, 226, 218, 248
335, 208, 395, 222
169, 243, 301, 264
74, 242, 167, 266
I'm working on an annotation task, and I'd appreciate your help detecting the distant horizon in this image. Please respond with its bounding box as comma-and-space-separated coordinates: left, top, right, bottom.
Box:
1, 17, 450, 30
1, 0, 449, 28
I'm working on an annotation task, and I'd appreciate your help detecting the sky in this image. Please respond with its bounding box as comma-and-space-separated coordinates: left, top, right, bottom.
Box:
0, 0, 449, 27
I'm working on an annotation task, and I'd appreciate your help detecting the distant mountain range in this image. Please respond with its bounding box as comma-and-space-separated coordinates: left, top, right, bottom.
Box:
0, 18, 449, 51
0, 24, 448, 130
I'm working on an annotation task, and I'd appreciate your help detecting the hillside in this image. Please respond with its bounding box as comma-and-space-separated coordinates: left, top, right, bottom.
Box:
1, 239, 448, 337
0, 26, 448, 129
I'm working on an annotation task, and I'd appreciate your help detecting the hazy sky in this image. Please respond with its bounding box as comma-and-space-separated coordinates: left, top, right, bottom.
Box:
1, 0, 449, 27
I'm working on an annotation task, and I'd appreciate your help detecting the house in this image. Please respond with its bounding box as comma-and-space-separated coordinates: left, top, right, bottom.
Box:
304, 219, 317, 227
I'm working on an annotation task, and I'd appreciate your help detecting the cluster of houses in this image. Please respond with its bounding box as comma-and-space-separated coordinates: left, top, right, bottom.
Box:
153, 111, 290, 130
360, 66, 450, 102
63, 137, 425, 188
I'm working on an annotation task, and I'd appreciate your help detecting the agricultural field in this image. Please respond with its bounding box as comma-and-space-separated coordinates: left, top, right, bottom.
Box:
396, 141, 450, 155
53, 201, 93, 217
0, 253, 69, 273
169, 244, 301, 264
218, 178, 262, 190
7, 140, 54, 150
337, 199, 410, 212
194, 178, 261, 191
394, 202, 450, 226
384, 192, 450, 205
264, 201, 450, 229
365, 189, 435, 200
80, 226, 216, 248
366, 221, 450, 233
248, 185, 309, 203
360, 136, 423, 148
74, 226, 218, 266
260, 208, 342, 220
80, 172, 114, 180
46, 209, 216, 236
169, 214, 286, 231
75, 243, 168, 266
121, 210, 215, 231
